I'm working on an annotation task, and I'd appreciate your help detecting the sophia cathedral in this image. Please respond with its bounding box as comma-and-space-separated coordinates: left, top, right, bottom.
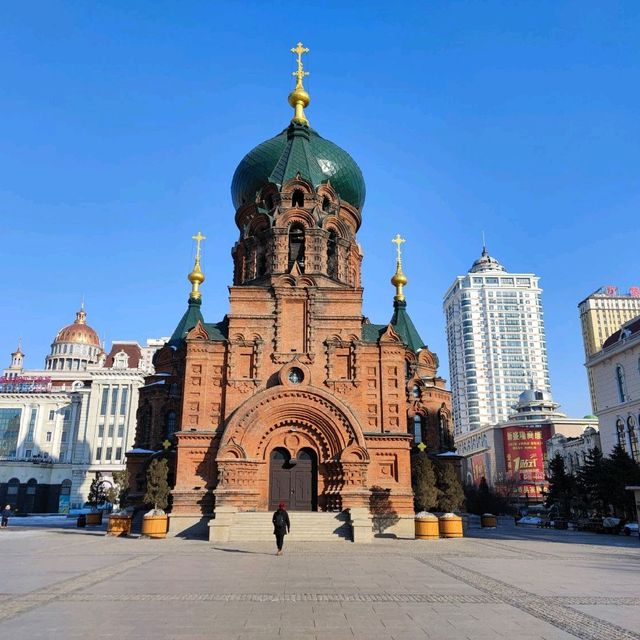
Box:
128, 44, 453, 541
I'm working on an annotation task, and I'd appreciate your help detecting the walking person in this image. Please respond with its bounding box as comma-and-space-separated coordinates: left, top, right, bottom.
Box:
272, 502, 290, 555
1, 505, 11, 528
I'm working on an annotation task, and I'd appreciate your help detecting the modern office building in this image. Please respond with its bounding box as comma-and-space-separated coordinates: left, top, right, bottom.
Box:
578, 285, 640, 411
443, 247, 550, 436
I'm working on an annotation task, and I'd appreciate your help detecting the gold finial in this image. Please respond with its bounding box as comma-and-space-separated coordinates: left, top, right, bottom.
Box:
390, 233, 408, 302
188, 231, 206, 300
288, 42, 310, 126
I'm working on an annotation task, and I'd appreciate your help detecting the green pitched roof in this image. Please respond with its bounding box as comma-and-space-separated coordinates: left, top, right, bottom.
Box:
361, 301, 425, 353
361, 323, 386, 343
168, 297, 205, 347
390, 300, 425, 352
202, 320, 228, 342
231, 123, 366, 210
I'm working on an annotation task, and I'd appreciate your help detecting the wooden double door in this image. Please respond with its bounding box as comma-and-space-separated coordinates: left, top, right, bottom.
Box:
269, 448, 317, 511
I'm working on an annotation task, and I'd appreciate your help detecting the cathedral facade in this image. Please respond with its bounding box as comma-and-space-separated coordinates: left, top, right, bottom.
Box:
128, 45, 452, 540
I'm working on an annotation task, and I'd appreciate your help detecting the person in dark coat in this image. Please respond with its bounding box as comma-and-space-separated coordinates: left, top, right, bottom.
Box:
272, 502, 290, 555
1, 505, 11, 528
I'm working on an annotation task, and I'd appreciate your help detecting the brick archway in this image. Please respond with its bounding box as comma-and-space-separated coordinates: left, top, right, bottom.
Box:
215, 385, 369, 511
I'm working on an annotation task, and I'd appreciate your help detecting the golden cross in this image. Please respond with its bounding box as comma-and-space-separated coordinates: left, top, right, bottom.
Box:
291, 41, 309, 87
392, 233, 406, 261
192, 231, 206, 261
417, 442, 427, 452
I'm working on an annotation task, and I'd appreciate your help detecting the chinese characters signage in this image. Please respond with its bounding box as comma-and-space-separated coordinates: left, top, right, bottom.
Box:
502, 425, 552, 499
0, 376, 52, 393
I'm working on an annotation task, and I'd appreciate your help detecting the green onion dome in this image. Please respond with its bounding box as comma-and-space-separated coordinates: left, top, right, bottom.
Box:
231, 122, 366, 211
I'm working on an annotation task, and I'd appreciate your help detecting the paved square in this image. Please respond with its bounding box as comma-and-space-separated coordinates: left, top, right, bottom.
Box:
0, 521, 638, 639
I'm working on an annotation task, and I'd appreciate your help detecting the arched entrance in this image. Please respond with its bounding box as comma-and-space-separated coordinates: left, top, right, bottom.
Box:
268, 447, 317, 511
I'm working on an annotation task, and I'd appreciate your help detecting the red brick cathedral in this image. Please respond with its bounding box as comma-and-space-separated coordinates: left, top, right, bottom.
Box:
128, 44, 452, 540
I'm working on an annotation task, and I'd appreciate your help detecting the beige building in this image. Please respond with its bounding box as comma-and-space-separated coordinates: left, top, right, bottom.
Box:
0, 307, 165, 511
546, 426, 601, 475
579, 286, 640, 410
586, 316, 640, 462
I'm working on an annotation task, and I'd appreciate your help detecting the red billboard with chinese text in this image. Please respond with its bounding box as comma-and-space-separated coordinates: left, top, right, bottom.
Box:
470, 453, 489, 485
502, 425, 552, 500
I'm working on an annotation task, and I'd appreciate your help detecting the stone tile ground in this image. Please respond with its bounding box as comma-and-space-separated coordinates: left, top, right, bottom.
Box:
0, 522, 638, 639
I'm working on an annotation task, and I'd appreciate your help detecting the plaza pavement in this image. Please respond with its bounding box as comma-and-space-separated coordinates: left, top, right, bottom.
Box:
0, 519, 638, 640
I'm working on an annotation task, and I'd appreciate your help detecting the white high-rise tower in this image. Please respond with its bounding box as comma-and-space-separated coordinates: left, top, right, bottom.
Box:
443, 247, 550, 435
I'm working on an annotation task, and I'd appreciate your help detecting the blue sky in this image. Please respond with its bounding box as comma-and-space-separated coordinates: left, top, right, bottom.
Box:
1, 1, 638, 418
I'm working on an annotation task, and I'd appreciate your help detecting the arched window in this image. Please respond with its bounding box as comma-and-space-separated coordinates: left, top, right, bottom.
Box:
412, 385, 420, 399
327, 231, 337, 279
165, 411, 177, 438
292, 189, 304, 208
616, 364, 628, 403
60, 479, 72, 496
412, 415, 423, 444
7, 478, 19, 496
628, 416, 639, 461
265, 194, 274, 210
322, 196, 331, 212
256, 245, 266, 277
138, 405, 153, 449
288, 223, 305, 272
616, 418, 626, 451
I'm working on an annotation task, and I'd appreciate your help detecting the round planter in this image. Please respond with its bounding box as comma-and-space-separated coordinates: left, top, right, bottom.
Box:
141, 515, 168, 539
86, 512, 103, 526
415, 515, 439, 540
481, 514, 497, 528
107, 515, 132, 537
438, 513, 463, 538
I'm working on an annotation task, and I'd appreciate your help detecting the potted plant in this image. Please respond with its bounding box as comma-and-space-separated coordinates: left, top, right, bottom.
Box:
85, 473, 107, 525
411, 452, 440, 539
141, 459, 170, 538
106, 470, 132, 536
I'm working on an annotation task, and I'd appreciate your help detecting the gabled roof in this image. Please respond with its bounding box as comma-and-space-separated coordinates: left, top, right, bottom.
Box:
202, 320, 228, 342
168, 298, 205, 347
389, 300, 425, 352
361, 322, 387, 343
361, 301, 426, 353
104, 342, 142, 369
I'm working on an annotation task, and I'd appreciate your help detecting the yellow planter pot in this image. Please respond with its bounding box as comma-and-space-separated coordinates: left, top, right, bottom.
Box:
438, 514, 463, 538
415, 517, 439, 540
481, 514, 497, 528
86, 512, 103, 526
107, 515, 132, 537
141, 515, 168, 539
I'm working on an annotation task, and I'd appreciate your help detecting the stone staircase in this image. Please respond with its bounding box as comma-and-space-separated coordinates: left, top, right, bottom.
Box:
228, 511, 352, 542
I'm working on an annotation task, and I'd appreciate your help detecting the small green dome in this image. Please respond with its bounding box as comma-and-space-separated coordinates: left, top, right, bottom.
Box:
231, 123, 366, 211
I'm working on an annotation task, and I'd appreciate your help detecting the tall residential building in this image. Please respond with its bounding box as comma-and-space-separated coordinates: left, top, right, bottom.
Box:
443, 248, 550, 436
578, 286, 640, 411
